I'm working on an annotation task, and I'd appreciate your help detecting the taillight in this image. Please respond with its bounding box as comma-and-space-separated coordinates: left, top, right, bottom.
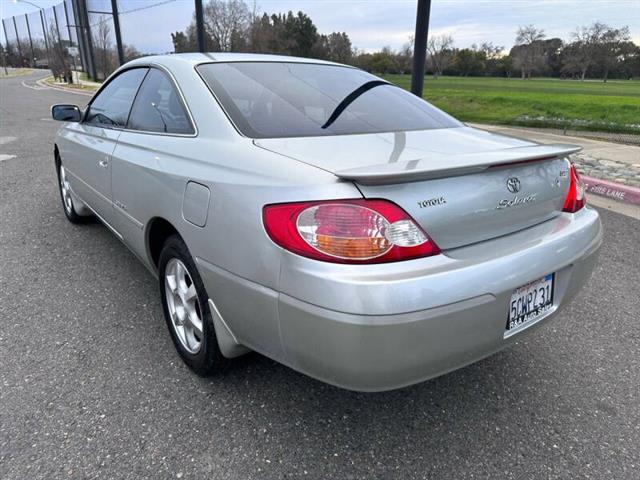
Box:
263, 199, 440, 264
562, 164, 586, 213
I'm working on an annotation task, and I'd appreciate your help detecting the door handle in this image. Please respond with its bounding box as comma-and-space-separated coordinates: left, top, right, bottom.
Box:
98, 159, 109, 168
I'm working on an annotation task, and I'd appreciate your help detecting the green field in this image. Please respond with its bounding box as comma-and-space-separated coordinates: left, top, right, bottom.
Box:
383, 75, 640, 134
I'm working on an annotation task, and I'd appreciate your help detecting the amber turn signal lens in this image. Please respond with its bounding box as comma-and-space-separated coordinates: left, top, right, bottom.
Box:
263, 199, 440, 264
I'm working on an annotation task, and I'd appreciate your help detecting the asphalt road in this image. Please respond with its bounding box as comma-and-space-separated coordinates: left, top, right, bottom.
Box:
1, 71, 639, 480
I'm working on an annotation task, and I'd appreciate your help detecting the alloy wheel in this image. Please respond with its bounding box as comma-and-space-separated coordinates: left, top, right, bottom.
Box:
164, 258, 204, 354
59, 165, 73, 214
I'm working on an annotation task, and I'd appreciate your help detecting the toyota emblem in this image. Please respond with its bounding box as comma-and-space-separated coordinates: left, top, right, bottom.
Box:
506, 177, 521, 193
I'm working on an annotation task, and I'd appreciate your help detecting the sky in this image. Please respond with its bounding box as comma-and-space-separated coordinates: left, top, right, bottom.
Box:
2, 0, 639, 54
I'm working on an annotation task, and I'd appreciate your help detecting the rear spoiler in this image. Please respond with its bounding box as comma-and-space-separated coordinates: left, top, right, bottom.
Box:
335, 143, 582, 185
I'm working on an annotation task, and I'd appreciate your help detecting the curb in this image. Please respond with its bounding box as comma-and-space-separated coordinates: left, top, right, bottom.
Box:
582, 175, 640, 205
36, 77, 95, 97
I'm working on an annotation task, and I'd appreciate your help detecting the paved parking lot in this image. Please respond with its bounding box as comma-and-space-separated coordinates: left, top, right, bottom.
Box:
1, 71, 639, 479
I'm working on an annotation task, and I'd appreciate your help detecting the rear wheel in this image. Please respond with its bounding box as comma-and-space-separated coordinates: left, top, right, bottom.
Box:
158, 235, 226, 375
56, 158, 91, 224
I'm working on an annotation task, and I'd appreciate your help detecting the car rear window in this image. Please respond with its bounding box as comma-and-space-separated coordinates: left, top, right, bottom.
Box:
196, 62, 460, 139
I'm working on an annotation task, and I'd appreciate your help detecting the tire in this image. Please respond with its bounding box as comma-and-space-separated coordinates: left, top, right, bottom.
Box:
56, 156, 91, 224
158, 235, 227, 375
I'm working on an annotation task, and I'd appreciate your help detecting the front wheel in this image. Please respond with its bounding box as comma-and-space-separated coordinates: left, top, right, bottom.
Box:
56, 158, 91, 224
158, 235, 227, 375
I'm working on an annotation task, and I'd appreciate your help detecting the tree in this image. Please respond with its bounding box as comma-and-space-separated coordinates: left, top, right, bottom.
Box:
2, 42, 21, 69
0, 43, 7, 73
248, 10, 327, 58
324, 32, 353, 64
453, 48, 483, 76
512, 25, 546, 78
123, 44, 142, 63
171, 30, 195, 53
498, 55, 515, 78
370, 48, 396, 74
479, 42, 503, 60
350, 49, 373, 72
566, 23, 605, 80
281, 11, 319, 58
564, 23, 631, 81
202, 0, 251, 51
92, 19, 117, 80
596, 25, 631, 81
395, 41, 413, 74
477, 42, 505, 76
560, 42, 586, 79
427, 34, 454, 78
536, 38, 563, 76
250, 13, 290, 54
48, 21, 72, 82
618, 41, 640, 79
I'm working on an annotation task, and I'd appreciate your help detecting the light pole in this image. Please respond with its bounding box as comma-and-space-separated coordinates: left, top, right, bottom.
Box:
411, 0, 432, 97
195, 0, 205, 52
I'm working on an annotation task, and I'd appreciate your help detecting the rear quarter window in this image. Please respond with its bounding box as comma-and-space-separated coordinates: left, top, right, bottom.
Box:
127, 69, 194, 135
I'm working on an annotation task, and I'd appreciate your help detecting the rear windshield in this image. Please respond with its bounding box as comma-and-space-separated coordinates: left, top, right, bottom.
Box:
196, 62, 460, 139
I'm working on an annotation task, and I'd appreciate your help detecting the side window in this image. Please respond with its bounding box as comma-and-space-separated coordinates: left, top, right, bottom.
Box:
85, 68, 148, 127
127, 69, 194, 134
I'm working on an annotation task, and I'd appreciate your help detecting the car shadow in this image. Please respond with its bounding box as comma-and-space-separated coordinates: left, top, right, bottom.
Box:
200, 342, 562, 432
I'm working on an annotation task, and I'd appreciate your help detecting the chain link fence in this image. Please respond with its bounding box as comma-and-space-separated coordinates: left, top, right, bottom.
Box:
2, 0, 83, 78
1, 0, 197, 81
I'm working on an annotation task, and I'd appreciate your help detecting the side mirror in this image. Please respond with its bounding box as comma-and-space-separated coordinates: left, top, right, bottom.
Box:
52, 104, 82, 122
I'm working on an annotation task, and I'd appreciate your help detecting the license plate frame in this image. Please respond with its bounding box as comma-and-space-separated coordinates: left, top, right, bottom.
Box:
505, 273, 555, 336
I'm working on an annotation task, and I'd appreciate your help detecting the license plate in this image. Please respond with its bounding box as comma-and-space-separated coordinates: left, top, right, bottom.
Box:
506, 274, 554, 332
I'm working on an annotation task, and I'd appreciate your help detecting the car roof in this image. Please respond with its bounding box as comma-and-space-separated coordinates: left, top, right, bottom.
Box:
125, 52, 347, 69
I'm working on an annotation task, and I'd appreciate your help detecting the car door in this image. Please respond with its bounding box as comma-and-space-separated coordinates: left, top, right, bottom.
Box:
62, 68, 148, 224
111, 68, 196, 257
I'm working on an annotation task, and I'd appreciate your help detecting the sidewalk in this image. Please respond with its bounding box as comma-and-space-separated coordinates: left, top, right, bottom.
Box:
471, 123, 640, 189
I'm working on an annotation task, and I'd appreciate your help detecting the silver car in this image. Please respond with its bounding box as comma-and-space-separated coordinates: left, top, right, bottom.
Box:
51, 53, 602, 391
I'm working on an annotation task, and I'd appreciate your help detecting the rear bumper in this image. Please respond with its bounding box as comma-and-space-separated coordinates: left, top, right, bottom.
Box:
276, 207, 602, 391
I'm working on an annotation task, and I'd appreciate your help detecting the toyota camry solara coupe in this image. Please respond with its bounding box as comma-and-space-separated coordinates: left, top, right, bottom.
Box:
51, 53, 602, 391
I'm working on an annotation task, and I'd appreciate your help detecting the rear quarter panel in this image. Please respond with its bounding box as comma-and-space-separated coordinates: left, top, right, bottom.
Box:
110, 130, 359, 357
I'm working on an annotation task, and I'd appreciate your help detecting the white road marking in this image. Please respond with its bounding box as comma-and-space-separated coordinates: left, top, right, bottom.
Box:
0, 138, 18, 162
21, 80, 47, 90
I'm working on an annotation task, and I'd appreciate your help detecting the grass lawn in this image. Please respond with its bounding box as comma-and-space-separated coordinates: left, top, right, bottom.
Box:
43, 76, 98, 92
382, 75, 640, 134
0, 68, 35, 78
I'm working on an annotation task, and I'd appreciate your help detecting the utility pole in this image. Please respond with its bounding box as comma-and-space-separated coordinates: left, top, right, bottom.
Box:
195, 0, 205, 52
110, 0, 125, 65
411, 0, 432, 97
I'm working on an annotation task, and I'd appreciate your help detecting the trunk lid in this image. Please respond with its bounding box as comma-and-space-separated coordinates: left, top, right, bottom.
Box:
254, 127, 579, 249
